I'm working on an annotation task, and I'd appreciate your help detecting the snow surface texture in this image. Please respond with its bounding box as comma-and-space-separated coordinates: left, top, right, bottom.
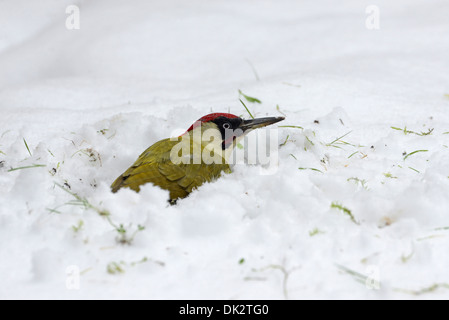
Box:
1, 0, 449, 299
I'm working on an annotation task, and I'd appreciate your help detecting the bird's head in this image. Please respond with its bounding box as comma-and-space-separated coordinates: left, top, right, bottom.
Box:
185, 113, 285, 150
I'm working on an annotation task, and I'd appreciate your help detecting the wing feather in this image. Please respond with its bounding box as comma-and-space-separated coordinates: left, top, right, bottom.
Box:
111, 137, 230, 201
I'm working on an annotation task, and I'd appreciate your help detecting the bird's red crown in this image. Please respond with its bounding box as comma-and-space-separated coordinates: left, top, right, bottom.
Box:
185, 113, 239, 132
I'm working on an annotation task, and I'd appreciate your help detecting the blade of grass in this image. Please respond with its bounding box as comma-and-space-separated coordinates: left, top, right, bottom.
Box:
348, 151, 359, 158
309, 228, 324, 237
383, 172, 398, 179
435, 226, 449, 231
280, 135, 290, 147
347, 177, 368, 190
23, 138, 32, 157
408, 167, 420, 173
391, 126, 433, 136
239, 99, 254, 119
276, 105, 286, 117
46, 208, 62, 214
336, 264, 368, 285
305, 136, 315, 146
299, 167, 323, 173
279, 125, 304, 130
327, 131, 353, 146
238, 90, 262, 104
51, 183, 144, 245
391, 126, 411, 135
8, 164, 46, 172
404, 149, 428, 160
331, 202, 358, 224
394, 283, 449, 296
281, 82, 301, 88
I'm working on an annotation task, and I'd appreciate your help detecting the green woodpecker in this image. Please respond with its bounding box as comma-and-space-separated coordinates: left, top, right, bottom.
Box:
111, 113, 284, 201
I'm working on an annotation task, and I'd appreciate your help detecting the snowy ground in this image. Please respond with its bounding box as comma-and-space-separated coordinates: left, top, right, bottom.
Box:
1, 0, 449, 299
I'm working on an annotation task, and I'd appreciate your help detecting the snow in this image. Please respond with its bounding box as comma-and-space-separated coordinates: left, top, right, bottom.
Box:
1, 0, 449, 299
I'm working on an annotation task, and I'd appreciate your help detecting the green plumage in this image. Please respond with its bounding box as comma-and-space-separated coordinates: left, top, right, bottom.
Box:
111, 136, 230, 201
111, 114, 284, 201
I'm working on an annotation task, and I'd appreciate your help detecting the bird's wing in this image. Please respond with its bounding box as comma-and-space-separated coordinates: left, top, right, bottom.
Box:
111, 138, 229, 200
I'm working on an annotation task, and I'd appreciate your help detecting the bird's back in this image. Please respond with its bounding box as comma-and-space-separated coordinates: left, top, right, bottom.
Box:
111, 137, 230, 201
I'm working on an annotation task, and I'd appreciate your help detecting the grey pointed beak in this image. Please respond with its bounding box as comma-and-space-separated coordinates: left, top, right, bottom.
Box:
222, 116, 285, 149
239, 117, 285, 132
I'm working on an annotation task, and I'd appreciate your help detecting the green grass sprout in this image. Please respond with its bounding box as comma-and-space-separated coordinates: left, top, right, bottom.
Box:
239, 99, 254, 119
23, 138, 32, 157
401, 250, 414, 263
435, 226, 449, 231
331, 202, 358, 224
116, 224, 145, 245
348, 151, 359, 158
394, 283, 449, 296
305, 136, 315, 146
107, 262, 125, 274
130, 257, 155, 267
72, 220, 84, 233
107, 257, 163, 275
8, 164, 46, 172
383, 172, 398, 179
276, 105, 286, 116
309, 228, 324, 237
299, 167, 323, 173
238, 89, 262, 104
391, 126, 434, 136
336, 265, 379, 288
281, 82, 301, 88
403, 149, 428, 160
49, 183, 144, 245
326, 131, 353, 149
278, 125, 304, 130
280, 135, 290, 147
347, 177, 368, 190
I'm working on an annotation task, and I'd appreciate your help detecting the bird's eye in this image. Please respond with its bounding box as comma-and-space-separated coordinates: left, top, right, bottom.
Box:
223, 123, 231, 129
